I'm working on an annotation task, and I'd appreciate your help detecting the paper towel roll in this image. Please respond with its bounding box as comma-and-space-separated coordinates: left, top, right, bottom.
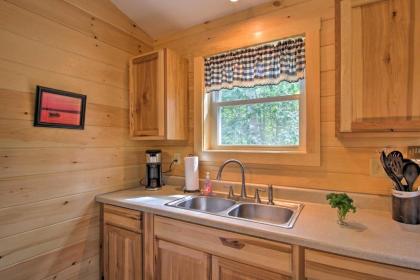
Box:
184, 155, 199, 191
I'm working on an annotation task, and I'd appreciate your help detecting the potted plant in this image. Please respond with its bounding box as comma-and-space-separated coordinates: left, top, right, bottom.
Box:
326, 193, 357, 225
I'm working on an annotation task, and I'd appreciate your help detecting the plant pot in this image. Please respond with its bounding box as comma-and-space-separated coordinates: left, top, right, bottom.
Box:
392, 189, 420, 225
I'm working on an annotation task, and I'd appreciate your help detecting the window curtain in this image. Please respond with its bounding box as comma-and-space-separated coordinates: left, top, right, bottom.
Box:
204, 37, 305, 93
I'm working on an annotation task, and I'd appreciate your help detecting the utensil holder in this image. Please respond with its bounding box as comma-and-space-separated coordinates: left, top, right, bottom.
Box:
392, 189, 420, 225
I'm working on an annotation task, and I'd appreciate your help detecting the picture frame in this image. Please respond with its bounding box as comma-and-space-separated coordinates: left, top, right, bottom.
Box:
34, 86, 87, 129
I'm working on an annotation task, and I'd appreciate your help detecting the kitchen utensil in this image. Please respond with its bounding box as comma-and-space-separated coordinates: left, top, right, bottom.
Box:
380, 151, 404, 191
386, 151, 404, 181
402, 160, 420, 192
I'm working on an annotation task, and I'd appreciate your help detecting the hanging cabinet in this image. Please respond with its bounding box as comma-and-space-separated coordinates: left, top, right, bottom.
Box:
129, 48, 188, 140
337, 0, 420, 133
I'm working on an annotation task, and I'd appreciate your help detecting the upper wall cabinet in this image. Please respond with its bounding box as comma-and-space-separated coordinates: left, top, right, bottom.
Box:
337, 0, 420, 133
129, 48, 188, 140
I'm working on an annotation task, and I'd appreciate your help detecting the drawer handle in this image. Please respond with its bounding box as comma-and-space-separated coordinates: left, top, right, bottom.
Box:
219, 237, 245, 249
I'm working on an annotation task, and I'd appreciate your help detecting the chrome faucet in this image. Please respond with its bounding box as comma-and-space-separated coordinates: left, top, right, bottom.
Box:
216, 159, 247, 199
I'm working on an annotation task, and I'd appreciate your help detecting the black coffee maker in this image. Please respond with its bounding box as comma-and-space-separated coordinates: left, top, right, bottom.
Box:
145, 150, 163, 190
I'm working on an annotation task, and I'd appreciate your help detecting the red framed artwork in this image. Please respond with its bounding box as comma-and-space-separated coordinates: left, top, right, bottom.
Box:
34, 86, 86, 129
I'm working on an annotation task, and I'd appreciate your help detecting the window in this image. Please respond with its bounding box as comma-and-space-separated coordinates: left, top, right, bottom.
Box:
194, 21, 320, 166
210, 81, 304, 148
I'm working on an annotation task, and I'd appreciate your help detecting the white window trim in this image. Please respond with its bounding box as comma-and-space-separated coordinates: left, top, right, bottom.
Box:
193, 19, 321, 167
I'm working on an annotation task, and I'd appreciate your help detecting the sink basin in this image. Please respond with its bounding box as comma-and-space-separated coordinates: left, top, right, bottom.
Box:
166, 195, 303, 228
228, 203, 300, 228
174, 196, 236, 213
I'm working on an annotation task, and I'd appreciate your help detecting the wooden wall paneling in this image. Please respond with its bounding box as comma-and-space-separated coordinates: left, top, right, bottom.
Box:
0, 0, 132, 69
0, 214, 99, 269
42, 254, 100, 280
0, 29, 127, 90
5, 0, 151, 54
0, 188, 106, 238
0, 120, 139, 148
0, 0, 151, 277
0, 165, 142, 209
0, 239, 100, 280
0, 147, 146, 178
63, 0, 154, 46
0, 60, 129, 109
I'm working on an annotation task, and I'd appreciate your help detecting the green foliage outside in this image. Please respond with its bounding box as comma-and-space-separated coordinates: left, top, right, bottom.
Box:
326, 193, 357, 224
215, 81, 301, 146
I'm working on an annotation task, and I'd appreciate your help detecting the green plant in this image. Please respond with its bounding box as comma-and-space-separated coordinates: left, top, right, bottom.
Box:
326, 193, 357, 225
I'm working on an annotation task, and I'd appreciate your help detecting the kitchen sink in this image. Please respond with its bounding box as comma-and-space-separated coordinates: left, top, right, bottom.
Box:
166, 195, 303, 228
228, 203, 296, 227
175, 196, 236, 213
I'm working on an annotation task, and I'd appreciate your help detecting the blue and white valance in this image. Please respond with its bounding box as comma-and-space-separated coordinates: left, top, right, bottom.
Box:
204, 37, 305, 93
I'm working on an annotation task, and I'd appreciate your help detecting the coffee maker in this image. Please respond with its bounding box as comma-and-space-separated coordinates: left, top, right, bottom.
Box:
145, 150, 163, 190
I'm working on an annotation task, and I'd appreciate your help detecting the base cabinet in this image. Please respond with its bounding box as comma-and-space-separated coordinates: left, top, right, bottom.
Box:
104, 225, 142, 280
101, 205, 420, 280
155, 239, 210, 280
103, 205, 143, 280
212, 256, 290, 280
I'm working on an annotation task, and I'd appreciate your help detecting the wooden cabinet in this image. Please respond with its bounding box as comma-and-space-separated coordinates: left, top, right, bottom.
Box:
305, 249, 420, 280
212, 256, 290, 280
100, 207, 420, 280
129, 48, 188, 140
155, 239, 210, 280
103, 205, 143, 280
337, 0, 420, 133
104, 225, 142, 280
154, 216, 293, 277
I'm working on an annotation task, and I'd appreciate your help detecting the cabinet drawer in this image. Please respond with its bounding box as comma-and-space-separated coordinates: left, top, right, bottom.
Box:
154, 216, 292, 275
103, 204, 142, 233
305, 249, 420, 280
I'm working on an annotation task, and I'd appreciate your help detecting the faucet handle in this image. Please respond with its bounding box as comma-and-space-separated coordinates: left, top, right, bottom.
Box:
267, 184, 275, 205
224, 185, 235, 199
254, 188, 266, 204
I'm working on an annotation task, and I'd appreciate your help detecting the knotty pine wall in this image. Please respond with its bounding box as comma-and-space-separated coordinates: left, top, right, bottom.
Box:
154, 0, 420, 196
0, 0, 153, 279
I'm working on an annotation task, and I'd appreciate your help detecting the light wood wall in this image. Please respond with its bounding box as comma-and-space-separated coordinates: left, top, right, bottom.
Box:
0, 0, 153, 279
153, 0, 420, 196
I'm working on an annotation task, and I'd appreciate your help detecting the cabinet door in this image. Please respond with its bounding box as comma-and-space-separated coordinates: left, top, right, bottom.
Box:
129, 50, 165, 139
104, 224, 142, 280
212, 256, 290, 280
155, 239, 210, 280
305, 249, 420, 280
338, 0, 420, 133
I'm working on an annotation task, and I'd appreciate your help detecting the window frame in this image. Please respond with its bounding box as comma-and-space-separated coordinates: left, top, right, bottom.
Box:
208, 80, 305, 151
193, 19, 321, 167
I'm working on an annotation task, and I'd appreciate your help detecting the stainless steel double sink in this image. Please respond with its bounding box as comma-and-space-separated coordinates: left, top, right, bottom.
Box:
165, 195, 304, 228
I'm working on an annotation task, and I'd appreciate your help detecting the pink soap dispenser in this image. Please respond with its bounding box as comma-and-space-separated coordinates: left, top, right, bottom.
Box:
203, 171, 213, 195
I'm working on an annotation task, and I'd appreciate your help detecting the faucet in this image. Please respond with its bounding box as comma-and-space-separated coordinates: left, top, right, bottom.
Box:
216, 159, 247, 199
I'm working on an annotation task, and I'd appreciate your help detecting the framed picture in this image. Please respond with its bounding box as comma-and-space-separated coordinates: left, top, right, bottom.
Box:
34, 86, 87, 129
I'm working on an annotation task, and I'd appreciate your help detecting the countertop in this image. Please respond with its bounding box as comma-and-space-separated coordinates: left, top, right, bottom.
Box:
96, 185, 420, 270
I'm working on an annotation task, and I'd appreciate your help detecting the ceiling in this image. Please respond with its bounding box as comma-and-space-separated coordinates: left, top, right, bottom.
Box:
111, 0, 272, 39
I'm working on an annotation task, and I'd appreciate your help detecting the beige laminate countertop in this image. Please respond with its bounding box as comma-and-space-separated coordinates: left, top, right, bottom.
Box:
96, 185, 420, 270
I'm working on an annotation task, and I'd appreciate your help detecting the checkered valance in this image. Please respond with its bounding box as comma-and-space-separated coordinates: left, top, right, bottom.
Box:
204, 37, 305, 93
